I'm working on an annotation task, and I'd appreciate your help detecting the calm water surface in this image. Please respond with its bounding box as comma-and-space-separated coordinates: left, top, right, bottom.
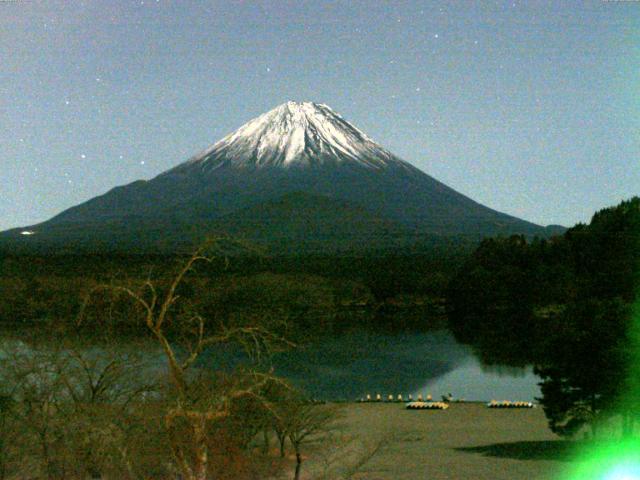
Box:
1, 326, 541, 403
270, 329, 541, 402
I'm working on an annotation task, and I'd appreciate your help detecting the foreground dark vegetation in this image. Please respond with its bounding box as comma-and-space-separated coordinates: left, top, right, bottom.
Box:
0, 234, 471, 479
0, 328, 337, 480
0, 347, 565, 480
0, 247, 467, 336
0, 244, 349, 480
448, 197, 640, 439
1, 198, 637, 478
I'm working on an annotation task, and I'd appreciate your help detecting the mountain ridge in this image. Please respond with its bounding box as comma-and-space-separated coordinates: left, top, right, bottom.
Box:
1, 101, 560, 254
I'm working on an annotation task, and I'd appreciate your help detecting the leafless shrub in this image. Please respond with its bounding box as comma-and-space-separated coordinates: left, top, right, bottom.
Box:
78, 238, 295, 480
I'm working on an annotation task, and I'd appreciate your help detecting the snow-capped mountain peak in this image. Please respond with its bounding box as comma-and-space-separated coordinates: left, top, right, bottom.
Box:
183, 101, 400, 170
7, 101, 548, 251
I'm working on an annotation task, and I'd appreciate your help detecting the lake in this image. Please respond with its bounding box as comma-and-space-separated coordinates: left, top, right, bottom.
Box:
1, 326, 541, 403
269, 329, 541, 402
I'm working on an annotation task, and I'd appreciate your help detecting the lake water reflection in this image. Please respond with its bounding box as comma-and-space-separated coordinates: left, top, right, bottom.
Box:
414, 357, 540, 402
270, 329, 541, 402
1, 326, 541, 403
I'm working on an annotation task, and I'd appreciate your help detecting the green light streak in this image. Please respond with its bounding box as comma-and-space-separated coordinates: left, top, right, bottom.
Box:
564, 438, 640, 480
563, 302, 640, 479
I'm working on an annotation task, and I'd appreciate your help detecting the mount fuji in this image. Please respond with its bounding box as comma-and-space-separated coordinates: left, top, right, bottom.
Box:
2, 101, 557, 253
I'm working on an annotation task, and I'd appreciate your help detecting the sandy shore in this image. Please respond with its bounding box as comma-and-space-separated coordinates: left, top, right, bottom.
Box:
298, 402, 573, 480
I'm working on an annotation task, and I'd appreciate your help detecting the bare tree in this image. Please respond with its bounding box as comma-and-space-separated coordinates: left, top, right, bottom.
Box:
57, 344, 157, 479
285, 402, 337, 480
0, 336, 156, 480
0, 348, 69, 479
80, 239, 293, 480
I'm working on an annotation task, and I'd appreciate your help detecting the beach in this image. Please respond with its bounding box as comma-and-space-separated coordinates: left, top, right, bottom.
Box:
296, 402, 572, 480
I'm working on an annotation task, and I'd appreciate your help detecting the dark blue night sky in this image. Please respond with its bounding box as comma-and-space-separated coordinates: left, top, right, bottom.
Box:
2, 0, 638, 230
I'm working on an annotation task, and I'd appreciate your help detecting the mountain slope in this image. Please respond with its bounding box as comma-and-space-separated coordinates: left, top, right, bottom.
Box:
2, 101, 552, 253
211, 191, 410, 252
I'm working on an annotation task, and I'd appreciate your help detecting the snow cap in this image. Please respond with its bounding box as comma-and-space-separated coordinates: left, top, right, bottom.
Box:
185, 101, 400, 169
